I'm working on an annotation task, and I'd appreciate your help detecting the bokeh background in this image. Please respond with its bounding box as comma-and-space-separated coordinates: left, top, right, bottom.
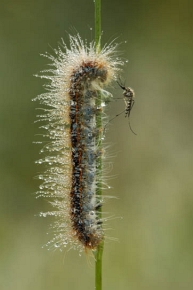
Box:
1, 0, 193, 289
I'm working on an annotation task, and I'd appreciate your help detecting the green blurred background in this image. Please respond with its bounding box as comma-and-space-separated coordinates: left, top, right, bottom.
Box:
1, 0, 193, 289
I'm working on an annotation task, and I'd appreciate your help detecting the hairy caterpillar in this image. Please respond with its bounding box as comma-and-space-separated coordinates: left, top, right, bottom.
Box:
34, 34, 123, 253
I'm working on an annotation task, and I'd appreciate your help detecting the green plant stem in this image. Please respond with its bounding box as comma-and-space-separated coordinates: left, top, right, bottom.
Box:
95, 239, 104, 290
95, 95, 103, 290
95, 0, 101, 50
95, 1, 103, 290
95, 98, 104, 288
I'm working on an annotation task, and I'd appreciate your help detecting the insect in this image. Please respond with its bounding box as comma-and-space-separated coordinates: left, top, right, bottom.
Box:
117, 80, 136, 135
117, 80, 135, 118
104, 79, 136, 135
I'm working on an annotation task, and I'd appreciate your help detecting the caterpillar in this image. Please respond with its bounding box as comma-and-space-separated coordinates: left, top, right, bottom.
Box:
34, 34, 123, 253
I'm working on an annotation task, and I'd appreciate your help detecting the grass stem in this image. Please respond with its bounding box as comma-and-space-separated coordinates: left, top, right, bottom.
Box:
95, 1, 103, 290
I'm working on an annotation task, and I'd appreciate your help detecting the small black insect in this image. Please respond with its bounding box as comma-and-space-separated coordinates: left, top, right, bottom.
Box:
115, 80, 137, 135
103, 79, 137, 135
117, 80, 135, 118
